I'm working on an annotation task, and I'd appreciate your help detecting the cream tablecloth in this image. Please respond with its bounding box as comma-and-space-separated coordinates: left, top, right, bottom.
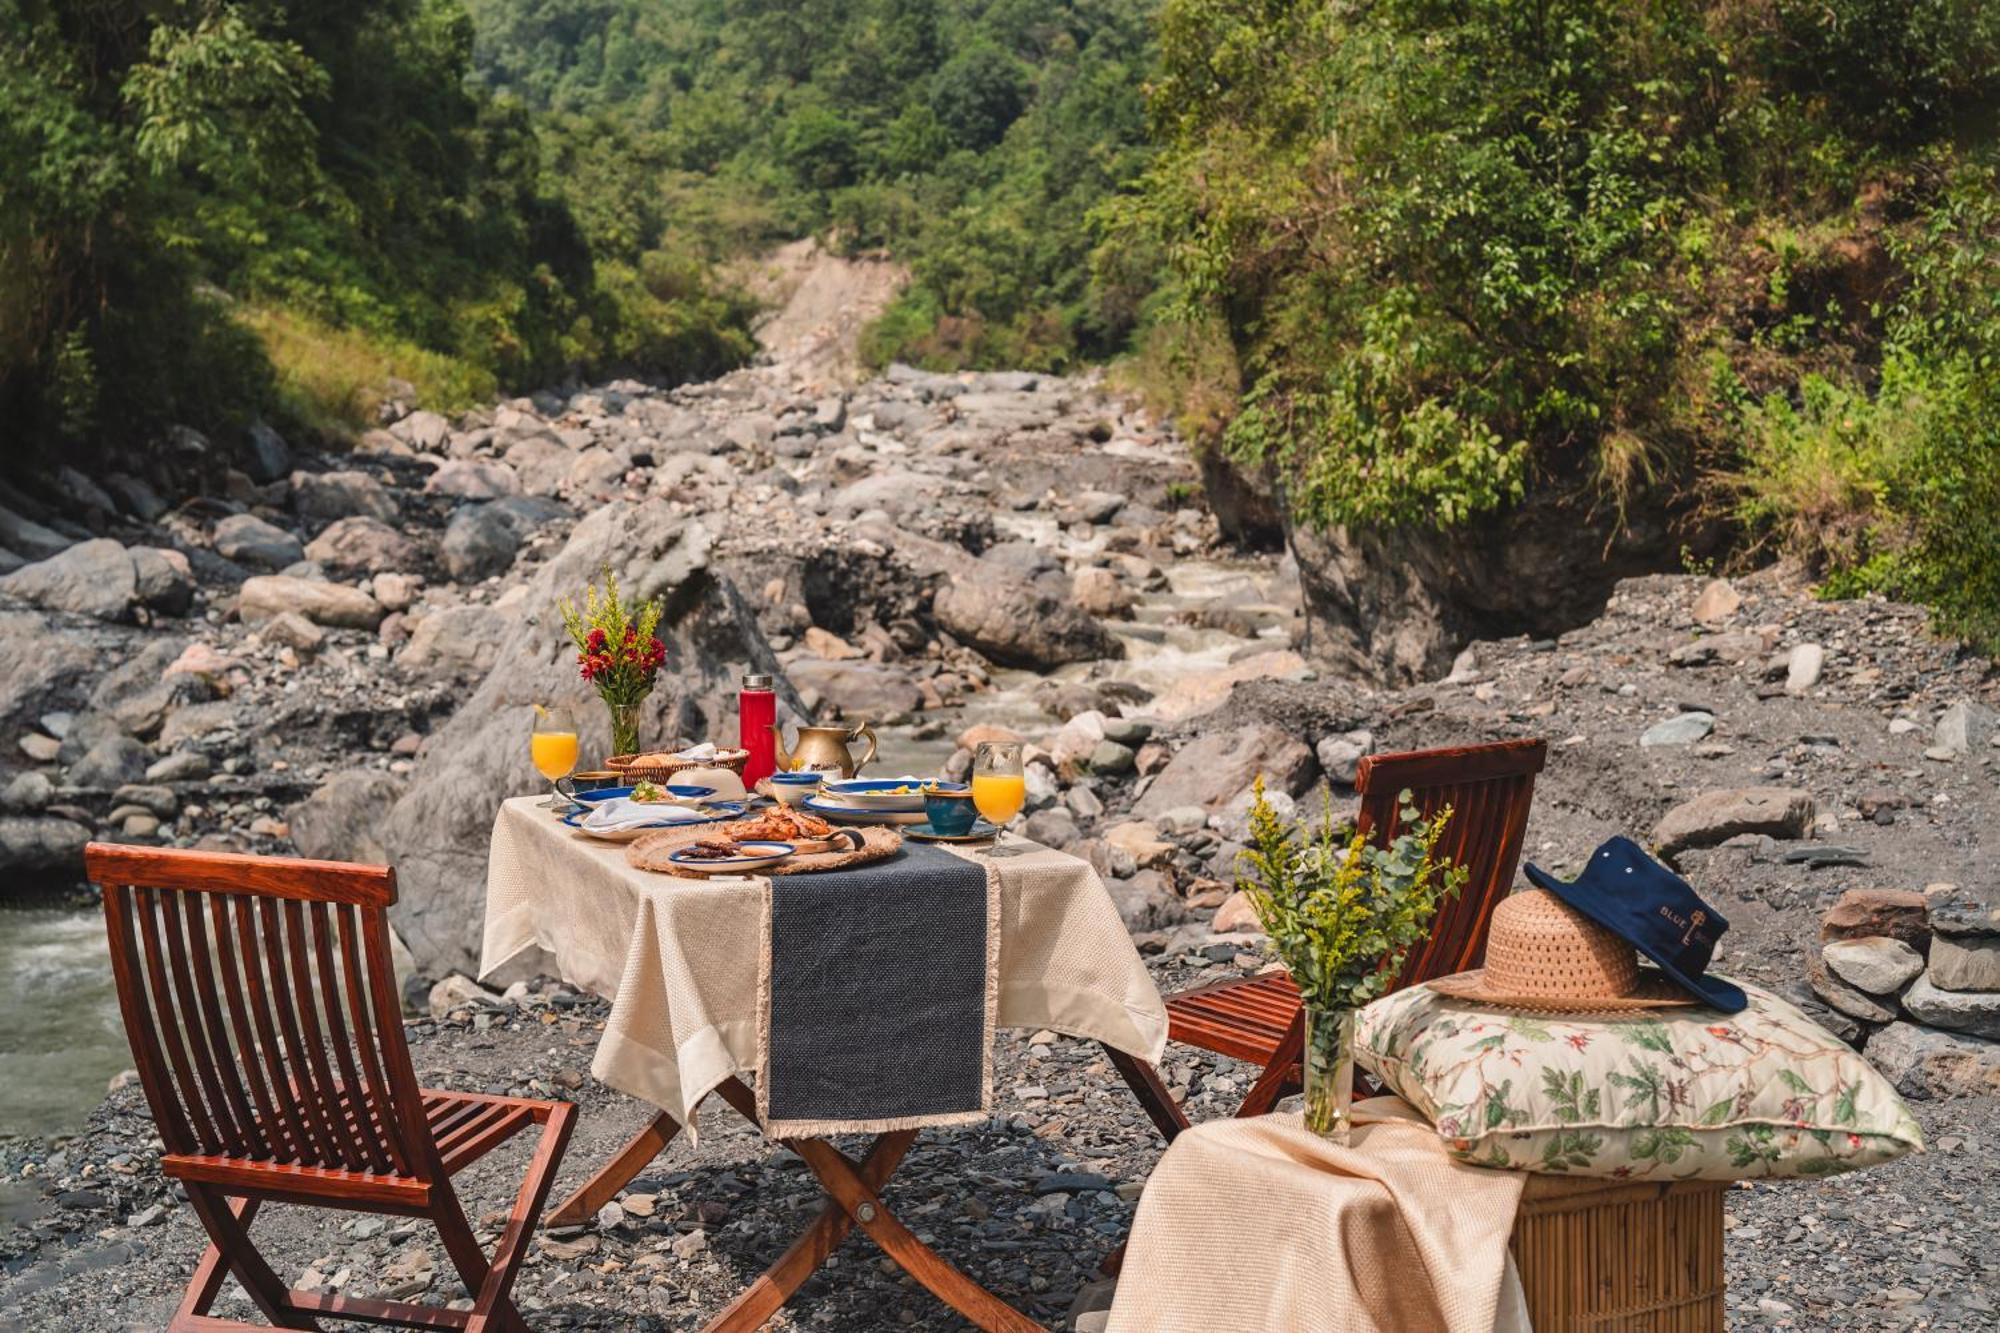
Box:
1107, 1099, 1530, 1333
480, 796, 1168, 1133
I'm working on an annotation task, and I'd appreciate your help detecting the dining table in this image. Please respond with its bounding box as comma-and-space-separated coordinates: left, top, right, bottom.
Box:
480, 794, 1170, 1331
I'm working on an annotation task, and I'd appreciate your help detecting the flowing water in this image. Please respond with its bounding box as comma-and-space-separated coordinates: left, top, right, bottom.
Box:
0, 907, 129, 1140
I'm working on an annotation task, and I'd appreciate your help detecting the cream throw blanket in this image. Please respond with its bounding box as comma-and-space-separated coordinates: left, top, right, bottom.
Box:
1108, 1100, 1529, 1333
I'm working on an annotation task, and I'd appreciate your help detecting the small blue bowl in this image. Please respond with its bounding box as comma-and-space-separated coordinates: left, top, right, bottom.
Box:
922, 785, 979, 836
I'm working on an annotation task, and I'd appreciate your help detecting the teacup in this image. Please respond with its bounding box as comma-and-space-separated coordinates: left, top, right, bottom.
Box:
769, 771, 824, 808
922, 784, 978, 836
560, 771, 624, 800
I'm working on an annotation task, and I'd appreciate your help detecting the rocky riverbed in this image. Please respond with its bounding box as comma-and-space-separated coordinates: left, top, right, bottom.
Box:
0, 348, 1996, 1327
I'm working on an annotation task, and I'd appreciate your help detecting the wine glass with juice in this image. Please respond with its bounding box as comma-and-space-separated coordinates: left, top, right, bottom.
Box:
530, 703, 579, 808
971, 740, 1026, 828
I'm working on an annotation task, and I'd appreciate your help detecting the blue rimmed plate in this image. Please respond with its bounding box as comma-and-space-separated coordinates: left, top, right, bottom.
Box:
903, 819, 1002, 843
666, 840, 794, 873
802, 795, 928, 825
818, 777, 958, 813
561, 800, 747, 842
567, 783, 717, 809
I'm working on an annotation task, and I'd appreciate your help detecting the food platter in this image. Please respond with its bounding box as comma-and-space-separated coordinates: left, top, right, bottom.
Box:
816, 777, 952, 813
665, 839, 794, 873
568, 783, 717, 809
802, 795, 931, 826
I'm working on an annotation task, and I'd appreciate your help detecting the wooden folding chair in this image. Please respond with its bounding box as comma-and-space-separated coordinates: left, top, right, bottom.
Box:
86, 843, 576, 1333
1106, 738, 1548, 1145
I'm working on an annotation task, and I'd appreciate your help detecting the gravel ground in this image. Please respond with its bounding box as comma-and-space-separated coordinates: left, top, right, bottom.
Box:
2, 955, 1994, 1331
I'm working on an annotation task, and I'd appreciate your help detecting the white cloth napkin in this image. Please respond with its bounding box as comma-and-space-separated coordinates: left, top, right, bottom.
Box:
581, 799, 706, 832
672, 742, 720, 761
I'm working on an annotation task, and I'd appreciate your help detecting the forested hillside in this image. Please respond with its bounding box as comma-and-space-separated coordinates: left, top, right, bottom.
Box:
461, 0, 1157, 370
1107, 0, 2000, 646
2, 0, 753, 467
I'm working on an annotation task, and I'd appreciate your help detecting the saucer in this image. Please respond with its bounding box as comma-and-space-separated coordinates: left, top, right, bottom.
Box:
903, 819, 1002, 843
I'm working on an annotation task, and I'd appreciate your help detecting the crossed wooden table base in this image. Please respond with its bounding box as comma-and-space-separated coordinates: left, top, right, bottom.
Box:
545, 1075, 1045, 1332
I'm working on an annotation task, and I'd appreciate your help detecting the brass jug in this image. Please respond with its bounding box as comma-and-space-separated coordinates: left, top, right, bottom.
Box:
770, 721, 878, 778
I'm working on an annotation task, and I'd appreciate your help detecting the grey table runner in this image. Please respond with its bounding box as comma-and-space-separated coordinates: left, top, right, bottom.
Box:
755, 841, 1000, 1136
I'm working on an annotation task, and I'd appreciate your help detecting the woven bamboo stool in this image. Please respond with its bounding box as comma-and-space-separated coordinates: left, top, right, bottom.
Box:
1510, 1175, 1726, 1331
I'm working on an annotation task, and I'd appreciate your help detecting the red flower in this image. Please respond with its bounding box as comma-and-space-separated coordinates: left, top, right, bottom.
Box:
1565, 1033, 1591, 1051
586, 628, 608, 652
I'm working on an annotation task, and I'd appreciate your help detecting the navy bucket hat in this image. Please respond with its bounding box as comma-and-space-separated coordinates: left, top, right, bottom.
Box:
1523, 836, 1749, 1013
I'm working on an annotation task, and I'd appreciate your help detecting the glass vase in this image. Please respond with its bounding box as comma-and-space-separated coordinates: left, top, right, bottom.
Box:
607, 700, 644, 758
1301, 1003, 1357, 1144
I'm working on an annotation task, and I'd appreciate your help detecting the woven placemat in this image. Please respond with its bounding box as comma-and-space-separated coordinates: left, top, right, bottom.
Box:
626, 824, 905, 877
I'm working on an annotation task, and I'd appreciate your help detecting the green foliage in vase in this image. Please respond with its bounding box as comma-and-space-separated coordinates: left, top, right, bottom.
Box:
1237, 779, 1467, 1014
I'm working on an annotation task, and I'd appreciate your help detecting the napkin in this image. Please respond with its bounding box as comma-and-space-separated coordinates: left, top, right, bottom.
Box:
672, 742, 720, 761
581, 799, 706, 832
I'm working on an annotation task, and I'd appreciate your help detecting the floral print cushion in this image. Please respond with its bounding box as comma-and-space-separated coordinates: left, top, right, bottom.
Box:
1356, 978, 1923, 1179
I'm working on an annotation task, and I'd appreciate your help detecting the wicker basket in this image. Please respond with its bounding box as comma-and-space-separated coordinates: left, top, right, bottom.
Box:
1510, 1175, 1725, 1332
606, 749, 751, 783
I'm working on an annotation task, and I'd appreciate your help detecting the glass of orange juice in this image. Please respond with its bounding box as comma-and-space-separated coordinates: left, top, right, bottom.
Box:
971, 740, 1026, 828
530, 703, 579, 808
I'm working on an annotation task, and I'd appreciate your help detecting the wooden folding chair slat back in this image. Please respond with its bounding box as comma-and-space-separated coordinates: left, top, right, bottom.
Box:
1355, 737, 1547, 988
1109, 737, 1547, 1150
87, 843, 575, 1333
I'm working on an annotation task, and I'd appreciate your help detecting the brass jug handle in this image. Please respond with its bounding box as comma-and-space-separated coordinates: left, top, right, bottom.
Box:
769, 721, 792, 772
849, 722, 878, 774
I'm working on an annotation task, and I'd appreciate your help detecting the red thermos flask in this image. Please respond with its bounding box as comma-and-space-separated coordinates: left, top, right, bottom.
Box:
739, 672, 777, 786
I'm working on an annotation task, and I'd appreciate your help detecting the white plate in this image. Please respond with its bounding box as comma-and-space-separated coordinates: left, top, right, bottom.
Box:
802, 796, 929, 826
817, 777, 951, 812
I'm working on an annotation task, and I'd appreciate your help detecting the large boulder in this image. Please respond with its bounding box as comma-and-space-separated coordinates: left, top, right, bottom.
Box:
442, 497, 564, 582
288, 769, 406, 863
1865, 1021, 2000, 1100
304, 515, 421, 574
0, 814, 91, 874
934, 577, 1124, 669
1133, 724, 1318, 817
237, 575, 384, 630
399, 603, 512, 678
213, 513, 305, 570
784, 658, 923, 717
1901, 975, 2000, 1039
0, 539, 191, 620
377, 503, 797, 975
426, 460, 521, 500
291, 469, 399, 523
1652, 787, 1814, 858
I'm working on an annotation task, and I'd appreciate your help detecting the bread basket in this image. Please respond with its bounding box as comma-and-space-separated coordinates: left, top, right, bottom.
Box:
606, 748, 751, 783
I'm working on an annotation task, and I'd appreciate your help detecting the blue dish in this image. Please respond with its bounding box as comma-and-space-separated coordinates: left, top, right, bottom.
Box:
568, 784, 716, 808
560, 800, 746, 832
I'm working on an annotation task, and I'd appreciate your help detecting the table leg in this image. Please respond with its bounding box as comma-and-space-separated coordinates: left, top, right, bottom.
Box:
544, 1108, 684, 1228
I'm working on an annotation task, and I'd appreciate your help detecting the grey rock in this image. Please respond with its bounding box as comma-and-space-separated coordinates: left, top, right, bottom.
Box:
304, 516, 420, 573
258, 610, 325, 652
0, 539, 135, 619
1133, 725, 1318, 817
1822, 937, 1925, 995
1640, 711, 1715, 748
288, 770, 406, 863
1, 770, 54, 811
291, 469, 398, 523
1101, 716, 1154, 746
1806, 953, 1897, 1024
56, 466, 115, 515
1104, 869, 1181, 932
1024, 808, 1080, 850
129, 547, 194, 616
425, 460, 520, 500
1786, 642, 1825, 694
503, 436, 574, 496
0, 502, 74, 560
1315, 729, 1374, 785
1864, 1021, 2000, 1099
110, 784, 178, 817
1086, 740, 1136, 775
237, 575, 382, 630
934, 577, 1124, 670
104, 474, 168, 522
146, 750, 211, 782
394, 409, 451, 452
1902, 975, 2000, 1039
783, 658, 922, 717
1071, 567, 1134, 619
1653, 787, 1814, 858
212, 513, 305, 570
1933, 699, 1996, 757
0, 815, 90, 872
243, 420, 292, 483
442, 497, 563, 582
400, 603, 508, 677
67, 734, 151, 788
1927, 934, 2000, 992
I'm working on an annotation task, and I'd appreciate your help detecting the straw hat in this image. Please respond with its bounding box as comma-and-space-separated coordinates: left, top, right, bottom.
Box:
1428, 889, 1696, 1012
